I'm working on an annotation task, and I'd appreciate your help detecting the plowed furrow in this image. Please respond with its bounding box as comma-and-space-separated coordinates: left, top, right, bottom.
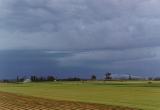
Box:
0, 92, 139, 110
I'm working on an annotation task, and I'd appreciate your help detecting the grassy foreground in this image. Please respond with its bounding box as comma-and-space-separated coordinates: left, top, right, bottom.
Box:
0, 81, 160, 110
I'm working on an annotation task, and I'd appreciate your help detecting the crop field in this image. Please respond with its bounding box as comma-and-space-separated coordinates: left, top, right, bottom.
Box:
0, 81, 160, 110
0, 91, 137, 110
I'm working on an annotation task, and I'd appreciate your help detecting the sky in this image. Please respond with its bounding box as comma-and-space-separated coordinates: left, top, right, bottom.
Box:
0, 0, 160, 79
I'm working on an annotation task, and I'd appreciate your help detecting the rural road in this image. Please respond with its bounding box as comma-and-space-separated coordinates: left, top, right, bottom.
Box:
0, 92, 137, 110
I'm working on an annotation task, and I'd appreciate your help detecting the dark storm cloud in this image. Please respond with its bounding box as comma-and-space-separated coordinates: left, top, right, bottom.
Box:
0, 50, 75, 78
0, 0, 160, 78
1, 0, 160, 50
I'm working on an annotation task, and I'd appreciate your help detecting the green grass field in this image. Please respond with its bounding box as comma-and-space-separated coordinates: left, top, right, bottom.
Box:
0, 81, 160, 110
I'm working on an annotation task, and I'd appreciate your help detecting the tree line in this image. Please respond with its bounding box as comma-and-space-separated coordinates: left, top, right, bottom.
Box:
1, 72, 160, 83
15, 72, 113, 82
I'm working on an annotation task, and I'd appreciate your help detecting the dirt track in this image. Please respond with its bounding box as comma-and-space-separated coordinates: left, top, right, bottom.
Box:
0, 92, 139, 110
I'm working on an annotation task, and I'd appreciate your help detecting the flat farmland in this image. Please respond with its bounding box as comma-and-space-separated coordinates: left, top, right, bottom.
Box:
0, 91, 137, 110
0, 81, 160, 110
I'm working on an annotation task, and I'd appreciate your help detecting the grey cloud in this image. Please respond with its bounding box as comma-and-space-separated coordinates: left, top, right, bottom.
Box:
0, 0, 160, 78
1, 0, 160, 50
57, 48, 156, 66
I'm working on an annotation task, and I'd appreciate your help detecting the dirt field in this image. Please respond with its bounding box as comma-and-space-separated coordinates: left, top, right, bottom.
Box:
0, 91, 139, 110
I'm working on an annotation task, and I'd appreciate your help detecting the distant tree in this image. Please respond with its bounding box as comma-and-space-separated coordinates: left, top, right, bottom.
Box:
148, 77, 153, 81
105, 72, 112, 80
91, 75, 96, 80
39, 76, 45, 81
16, 76, 19, 82
19, 77, 25, 82
154, 77, 160, 81
47, 76, 55, 81
31, 76, 36, 82
16, 76, 25, 82
3, 79, 9, 83
128, 74, 132, 80
61, 77, 81, 81
31, 75, 56, 82
31, 75, 40, 82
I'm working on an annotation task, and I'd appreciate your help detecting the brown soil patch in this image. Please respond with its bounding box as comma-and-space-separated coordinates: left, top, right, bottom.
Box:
0, 91, 139, 110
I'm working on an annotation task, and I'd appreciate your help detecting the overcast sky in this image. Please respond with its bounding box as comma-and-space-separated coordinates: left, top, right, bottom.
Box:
0, 0, 160, 79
